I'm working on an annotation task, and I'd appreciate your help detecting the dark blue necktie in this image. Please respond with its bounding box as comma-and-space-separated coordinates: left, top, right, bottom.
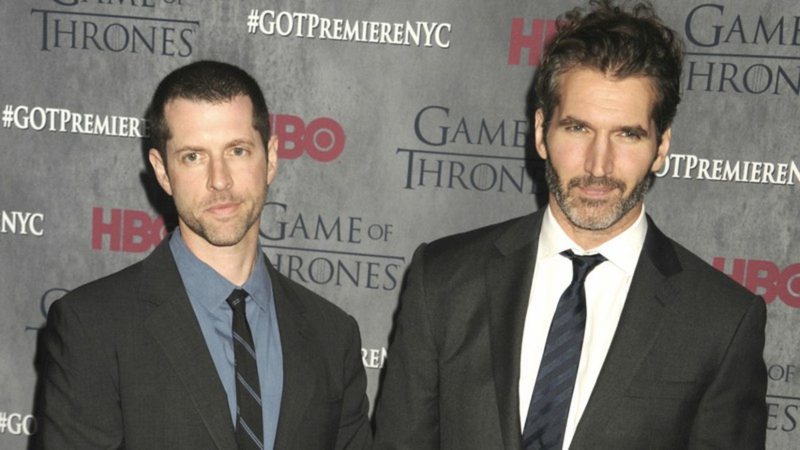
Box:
226, 288, 263, 450
522, 250, 607, 450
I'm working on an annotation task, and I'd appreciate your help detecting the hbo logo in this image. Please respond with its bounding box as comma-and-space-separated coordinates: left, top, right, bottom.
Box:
270, 114, 345, 162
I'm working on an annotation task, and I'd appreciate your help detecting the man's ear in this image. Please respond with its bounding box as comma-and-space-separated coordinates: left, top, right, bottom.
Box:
148, 149, 173, 196
534, 109, 548, 160
651, 127, 671, 173
266, 135, 279, 185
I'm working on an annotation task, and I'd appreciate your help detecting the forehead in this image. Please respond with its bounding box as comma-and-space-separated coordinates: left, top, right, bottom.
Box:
555, 67, 657, 123
164, 94, 254, 123
163, 95, 257, 145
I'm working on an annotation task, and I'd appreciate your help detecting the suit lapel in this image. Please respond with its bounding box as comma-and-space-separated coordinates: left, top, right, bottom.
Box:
572, 216, 682, 444
269, 262, 317, 449
487, 212, 543, 450
140, 242, 237, 450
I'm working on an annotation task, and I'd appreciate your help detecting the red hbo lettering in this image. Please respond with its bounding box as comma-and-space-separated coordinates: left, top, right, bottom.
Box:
780, 263, 800, 308
712, 257, 800, 308
270, 114, 345, 162
272, 114, 305, 159
91, 207, 166, 253
507, 18, 558, 66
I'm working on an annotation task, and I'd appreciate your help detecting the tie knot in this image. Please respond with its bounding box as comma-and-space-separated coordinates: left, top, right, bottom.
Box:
226, 288, 249, 311
560, 249, 606, 274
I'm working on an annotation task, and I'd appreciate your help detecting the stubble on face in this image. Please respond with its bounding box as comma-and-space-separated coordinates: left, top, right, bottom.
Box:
154, 95, 274, 251
544, 158, 652, 231
175, 183, 267, 248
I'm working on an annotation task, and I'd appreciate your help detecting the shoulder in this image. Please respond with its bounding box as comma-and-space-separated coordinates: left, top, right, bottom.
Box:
54, 259, 145, 314
648, 222, 763, 318
48, 243, 173, 322
41, 256, 153, 358
420, 212, 541, 266
672, 239, 759, 305
403, 212, 541, 292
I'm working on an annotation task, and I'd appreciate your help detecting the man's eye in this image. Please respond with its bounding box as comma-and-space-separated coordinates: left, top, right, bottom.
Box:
183, 152, 199, 162
566, 124, 586, 132
620, 130, 643, 139
232, 147, 247, 156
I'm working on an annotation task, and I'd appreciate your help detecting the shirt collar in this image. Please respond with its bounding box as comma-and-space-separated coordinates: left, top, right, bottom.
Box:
169, 228, 272, 313
539, 205, 648, 275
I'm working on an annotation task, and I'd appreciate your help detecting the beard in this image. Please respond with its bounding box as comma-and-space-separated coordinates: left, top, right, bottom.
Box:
177, 185, 267, 247
544, 159, 652, 231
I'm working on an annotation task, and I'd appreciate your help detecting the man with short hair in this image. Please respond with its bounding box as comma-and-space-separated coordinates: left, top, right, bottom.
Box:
373, 2, 767, 449
34, 61, 371, 450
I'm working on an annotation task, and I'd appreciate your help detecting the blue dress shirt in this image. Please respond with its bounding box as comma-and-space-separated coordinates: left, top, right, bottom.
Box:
170, 229, 283, 449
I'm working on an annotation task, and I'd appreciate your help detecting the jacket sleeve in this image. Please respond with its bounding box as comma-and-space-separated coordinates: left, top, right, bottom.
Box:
334, 314, 373, 450
32, 297, 123, 450
688, 295, 768, 449
373, 244, 441, 449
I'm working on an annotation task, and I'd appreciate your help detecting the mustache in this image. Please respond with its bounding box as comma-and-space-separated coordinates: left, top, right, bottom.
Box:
567, 175, 626, 191
200, 194, 242, 209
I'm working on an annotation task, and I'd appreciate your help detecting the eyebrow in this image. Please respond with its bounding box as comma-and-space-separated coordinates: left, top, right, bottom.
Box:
226, 138, 255, 148
172, 138, 255, 153
556, 116, 589, 128
557, 115, 649, 137
172, 145, 203, 154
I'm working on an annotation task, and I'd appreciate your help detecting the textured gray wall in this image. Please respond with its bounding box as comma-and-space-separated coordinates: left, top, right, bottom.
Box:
1, 0, 798, 448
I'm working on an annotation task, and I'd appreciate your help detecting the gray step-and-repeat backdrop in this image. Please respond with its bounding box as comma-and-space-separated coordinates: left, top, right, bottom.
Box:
1, 0, 797, 448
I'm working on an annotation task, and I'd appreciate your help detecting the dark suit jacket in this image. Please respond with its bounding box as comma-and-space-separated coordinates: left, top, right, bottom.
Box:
373, 210, 767, 449
33, 240, 371, 450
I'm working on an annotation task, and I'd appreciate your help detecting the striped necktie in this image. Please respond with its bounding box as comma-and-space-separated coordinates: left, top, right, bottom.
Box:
226, 288, 263, 450
522, 250, 606, 449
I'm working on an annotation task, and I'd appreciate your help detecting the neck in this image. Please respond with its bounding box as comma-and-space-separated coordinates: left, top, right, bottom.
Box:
179, 225, 260, 286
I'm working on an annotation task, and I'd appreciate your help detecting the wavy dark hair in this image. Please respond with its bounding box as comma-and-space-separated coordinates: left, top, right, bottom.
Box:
533, 0, 683, 144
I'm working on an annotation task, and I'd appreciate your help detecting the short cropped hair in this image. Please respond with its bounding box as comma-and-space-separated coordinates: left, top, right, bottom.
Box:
145, 60, 271, 161
533, 0, 683, 141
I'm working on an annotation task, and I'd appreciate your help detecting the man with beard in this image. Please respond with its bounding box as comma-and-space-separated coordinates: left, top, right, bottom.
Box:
373, 2, 767, 449
33, 61, 371, 450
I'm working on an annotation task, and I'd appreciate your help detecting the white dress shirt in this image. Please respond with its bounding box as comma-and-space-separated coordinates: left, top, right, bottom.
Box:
519, 206, 647, 449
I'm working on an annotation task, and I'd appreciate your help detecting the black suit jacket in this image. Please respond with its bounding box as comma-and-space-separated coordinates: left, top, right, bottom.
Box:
374, 210, 767, 449
33, 240, 371, 450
